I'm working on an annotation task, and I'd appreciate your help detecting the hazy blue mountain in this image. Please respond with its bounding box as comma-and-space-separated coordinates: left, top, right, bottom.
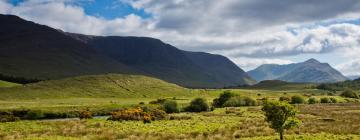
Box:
68, 34, 255, 88
248, 59, 348, 83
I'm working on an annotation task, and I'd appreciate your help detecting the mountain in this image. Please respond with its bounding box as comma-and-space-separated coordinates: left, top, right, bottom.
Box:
0, 14, 135, 80
67, 33, 255, 88
0, 74, 188, 100
248, 59, 348, 83
347, 75, 360, 80
0, 14, 254, 88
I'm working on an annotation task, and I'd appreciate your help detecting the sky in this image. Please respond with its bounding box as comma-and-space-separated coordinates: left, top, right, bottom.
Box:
1, 0, 360, 76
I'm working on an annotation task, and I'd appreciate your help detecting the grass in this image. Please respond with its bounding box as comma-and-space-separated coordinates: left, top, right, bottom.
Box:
1, 74, 360, 139
0, 104, 359, 139
0, 80, 20, 88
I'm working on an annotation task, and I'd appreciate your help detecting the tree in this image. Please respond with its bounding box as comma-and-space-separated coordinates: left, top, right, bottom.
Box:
185, 98, 209, 112
262, 101, 301, 140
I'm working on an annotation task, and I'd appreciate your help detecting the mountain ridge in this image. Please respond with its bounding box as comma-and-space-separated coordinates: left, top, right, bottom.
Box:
248, 59, 348, 83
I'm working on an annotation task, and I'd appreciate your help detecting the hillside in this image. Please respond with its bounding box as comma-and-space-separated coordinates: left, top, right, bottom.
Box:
0, 74, 189, 100
248, 59, 348, 83
68, 33, 255, 88
0, 14, 254, 88
0, 80, 20, 88
0, 14, 135, 80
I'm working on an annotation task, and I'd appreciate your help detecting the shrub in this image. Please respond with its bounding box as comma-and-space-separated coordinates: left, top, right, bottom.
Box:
290, 95, 306, 104
184, 98, 209, 112
162, 100, 179, 113
79, 110, 93, 119
308, 97, 317, 104
0, 111, 20, 122
212, 91, 236, 108
25, 110, 44, 120
149, 109, 168, 120
320, 97, 331, 103
341, 89, 359, 99
108, 107, 167, 123
279, 96, 291, 102
223, 96, 257, 107
330, 98, 337, 103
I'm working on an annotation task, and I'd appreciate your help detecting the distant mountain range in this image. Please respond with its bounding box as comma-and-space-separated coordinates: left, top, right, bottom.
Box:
248, 59, 348, 83
0, 14, 255, 88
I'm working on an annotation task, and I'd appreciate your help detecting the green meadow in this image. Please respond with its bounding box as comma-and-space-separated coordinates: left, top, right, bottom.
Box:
0, 74, 359, 140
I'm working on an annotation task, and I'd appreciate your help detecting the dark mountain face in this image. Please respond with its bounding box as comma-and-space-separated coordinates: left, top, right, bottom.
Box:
248, 59, 348, 83
0, 14, 135, 79
68, 34, 255, 88
0, 14, 254, 88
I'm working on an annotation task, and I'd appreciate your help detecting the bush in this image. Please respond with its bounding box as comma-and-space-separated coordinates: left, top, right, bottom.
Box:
223, 96, 257, 107
308, 97, 317, 104
330, 98, 337, 103
320, 97, 331, 103
79, 110, 93, 119
212, 91, 236, 108
108, 107, 167, 123
169, 115, 192, 120
184, 98, 209, 112
162, 100, 179, 113
149, 109, 168, 120
25, 110, 44, 120
341, 89, 359, 99
279, 96, 291, 102
0, 111, 20, 122
290, 95, 306, 104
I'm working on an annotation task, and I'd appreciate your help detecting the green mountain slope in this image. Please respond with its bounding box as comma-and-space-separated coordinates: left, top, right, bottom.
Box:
0, 14, 136, 80
0, 80, 20, 88
0, 74, 189, 100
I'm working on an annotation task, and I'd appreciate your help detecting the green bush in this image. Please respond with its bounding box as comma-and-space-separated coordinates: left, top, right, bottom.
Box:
341, 89, 359, 99
308, 97, 317, 104
320, 97, 331, 103
279, 96, 291, 102
162, 100, 179, 113
290, 95, 306, 104
330, 98, 337, 103
25, 110, 44, 120
149, 98, 167, 104
223, 96, 257, 107
185, 98, 209, 112
212, 91, 236, 108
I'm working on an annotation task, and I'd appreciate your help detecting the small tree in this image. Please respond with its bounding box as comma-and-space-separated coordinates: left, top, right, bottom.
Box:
262, 101, 301, 140
320, 97, 331, 103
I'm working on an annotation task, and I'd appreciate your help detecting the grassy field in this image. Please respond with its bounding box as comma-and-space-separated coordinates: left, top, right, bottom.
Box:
0, 104, 359, 139
0, 74, 360, 139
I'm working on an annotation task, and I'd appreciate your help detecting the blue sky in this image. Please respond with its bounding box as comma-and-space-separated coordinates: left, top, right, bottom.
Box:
2, 0, 360, 76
